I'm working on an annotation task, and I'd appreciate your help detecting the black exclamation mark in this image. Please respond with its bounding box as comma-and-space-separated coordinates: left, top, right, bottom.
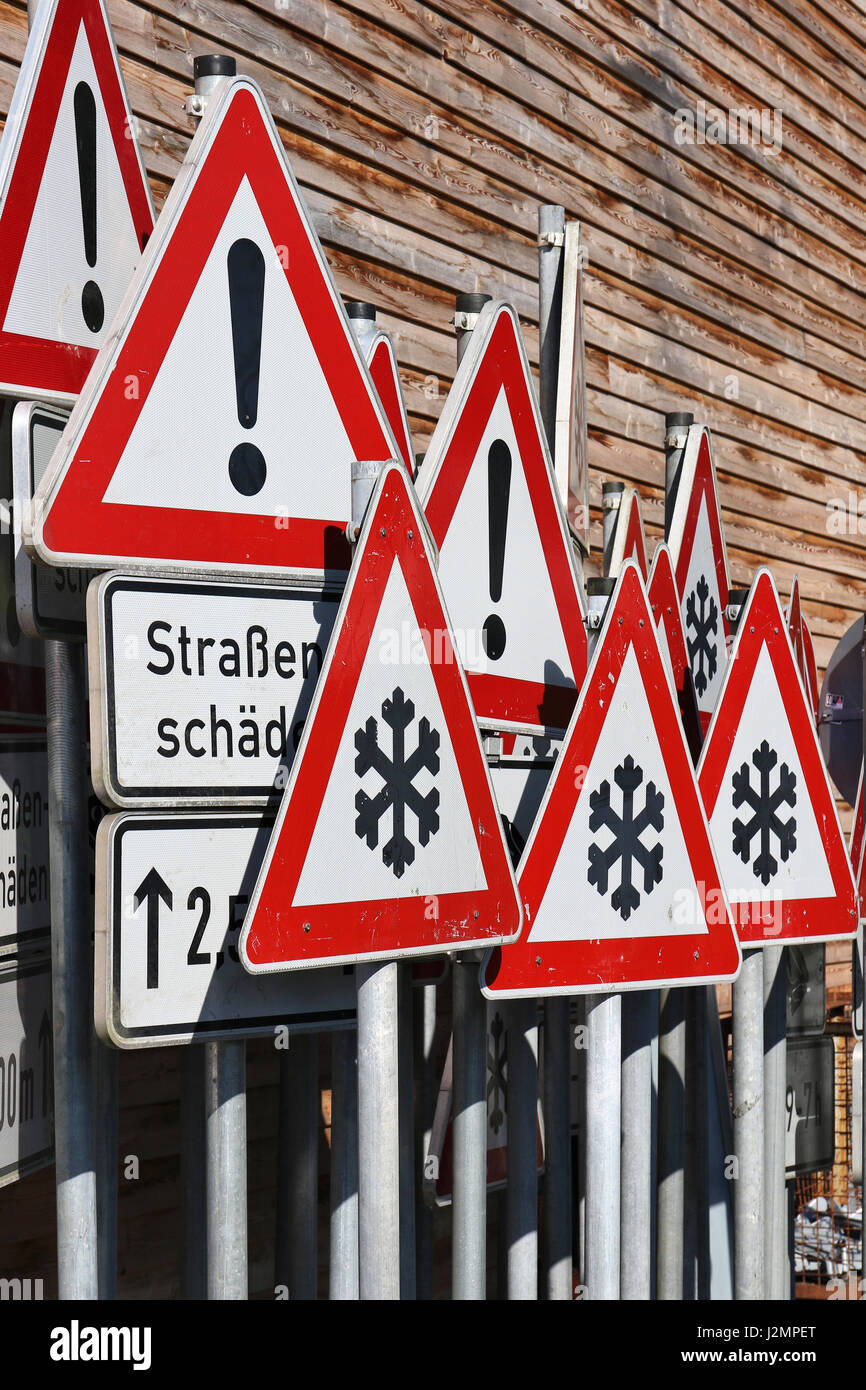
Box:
482, 438, 511, 660
227, 239, 267, 495
74, 83, 104, 333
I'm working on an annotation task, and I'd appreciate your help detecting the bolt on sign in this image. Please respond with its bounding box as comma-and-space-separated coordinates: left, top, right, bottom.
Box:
240, 462, 522, 973
0, 0, 154, 402
26, 76, 400, 580
416, 299, 587, 735
666, 424, 730, 734
482, 561, 741, 997
87, 572, 340, 808
698, 569, 857, 946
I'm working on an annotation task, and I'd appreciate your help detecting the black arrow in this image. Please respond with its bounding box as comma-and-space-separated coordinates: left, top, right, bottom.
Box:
134, 869, 173, 990
38, 1010, 51, 1117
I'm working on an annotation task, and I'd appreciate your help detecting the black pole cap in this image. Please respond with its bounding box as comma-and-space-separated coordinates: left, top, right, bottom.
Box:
344, 301, 377, 322
586, 577, 617, 598
193, 55, 237, 79
455, 292, 492, 314
665, 411, 694, 429
602, 480, 625, 496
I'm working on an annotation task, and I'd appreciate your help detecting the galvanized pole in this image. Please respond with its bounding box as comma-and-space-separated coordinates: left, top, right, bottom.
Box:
184, 52, 250, 1306
205, 1039, 248, 1299
763, 945, 788, 1299
329, 1027, 359, 1300
538, 203, 572, 1301
357, 961, 401, 1299
275, 1034, 319, 1300
585, 990, 621, 1300
506, 999, 539, 1298
452, 957, 487, 1299
180, 1045, 207, 1299
655, 411, 694, 1303
414, 980, 437, 1299
94, 1040, 118, 1299
46, 640, 98, 1299
398, 963, 417, 1298
621, 991, 656, 1299
733, 948, 764, 1298
722, 589, 764, 1300
582, 580, 621, 1300
449, 292, 493, 1302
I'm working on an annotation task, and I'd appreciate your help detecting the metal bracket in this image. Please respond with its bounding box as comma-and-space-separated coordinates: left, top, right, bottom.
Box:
665, 430, 689, 450
601, 490, 624, 512
586, 610, 604, 630
452, 310, 480, 332
538, 230, 565, 248
483, 733, 503, 766
183, 93, 205, 118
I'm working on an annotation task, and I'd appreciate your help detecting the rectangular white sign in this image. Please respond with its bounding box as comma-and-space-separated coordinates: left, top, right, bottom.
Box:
0, 955, 53, 1187
96, 811, 356, 1046
0, 741, 50, 956
89, 573, 340, 807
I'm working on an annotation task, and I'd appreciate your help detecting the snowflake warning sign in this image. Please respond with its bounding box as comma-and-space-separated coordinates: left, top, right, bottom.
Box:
482, 561, 741, 996
667, 425, 730, 733
239, 462, 522, 971
698, 569, 857, 946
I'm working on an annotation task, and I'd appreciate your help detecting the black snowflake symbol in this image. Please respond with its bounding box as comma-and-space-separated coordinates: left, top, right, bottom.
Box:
685, 574, 718, 697
354, 686, 440, 878
487, 1011, 507, 1136
588, 755, 664, 921
732, 740, 797, 886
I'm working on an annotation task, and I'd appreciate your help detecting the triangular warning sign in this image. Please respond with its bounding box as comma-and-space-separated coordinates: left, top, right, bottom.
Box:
0, 0, 154, 400
667, 425, 730, 733
482, 561, 741, 996
366, 330, 414, 477
416, 300, 587, 734
28, 77, 399, 578
239, 462, 522, 972
698, 569, 857, 946
607, 487, 648, 580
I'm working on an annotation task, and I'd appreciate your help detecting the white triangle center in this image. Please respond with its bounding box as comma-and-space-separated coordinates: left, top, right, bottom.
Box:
101, 175, 354, 519
435, 385, 575, 688
527, 645, 710, 942
293, 559, 488, 905
708, 643, 834, 903
4, 22, 142, 348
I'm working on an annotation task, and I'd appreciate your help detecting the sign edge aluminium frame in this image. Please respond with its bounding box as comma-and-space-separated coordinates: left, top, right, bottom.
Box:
94, 808, 357, 1048
86, 567, 343, 809
697, 565, 858, 948
479, 559, 742, 999
554, 219, 590, 554
0, 0, 155, 404
239, 459, 523, 975
415, 296, 587, 738
25, 74, 398, 581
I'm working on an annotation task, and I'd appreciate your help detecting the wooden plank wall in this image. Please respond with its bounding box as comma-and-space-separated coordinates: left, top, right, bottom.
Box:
2, 0, 866, 1296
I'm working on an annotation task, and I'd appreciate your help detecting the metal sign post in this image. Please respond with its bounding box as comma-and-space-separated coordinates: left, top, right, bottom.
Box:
506, 997, 538, 1299
275, 1033, 319, 1300
763, 945, 788, 1299
329, 1025, 359, 1300
538, 203, 572, 1303
357, 960, 400, 1299
46, 638, 99, 1298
